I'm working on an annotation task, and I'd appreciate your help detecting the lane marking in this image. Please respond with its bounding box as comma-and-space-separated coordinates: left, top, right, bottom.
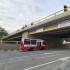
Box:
7, 54, 61, 63
24, 60, 59, 70
22, 51, 65, 58
35, 54, 62, 59
4, 52, 53, 63
44, 53, 52, 54
21, 53, 53, 58
24, 56, 70, 70
59, 57, 70, 61
6, 53, 62, 64
3, 51, 66, 63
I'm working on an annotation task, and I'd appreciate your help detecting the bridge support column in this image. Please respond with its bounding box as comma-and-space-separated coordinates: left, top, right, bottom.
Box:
46, 38, 64, 49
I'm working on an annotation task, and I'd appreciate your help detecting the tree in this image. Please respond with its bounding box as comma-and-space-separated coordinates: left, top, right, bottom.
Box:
0, 27, 8, 38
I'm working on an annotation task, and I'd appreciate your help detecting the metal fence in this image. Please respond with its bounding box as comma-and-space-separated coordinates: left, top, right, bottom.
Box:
0, 40, 20, 51
32, 6, 70, 25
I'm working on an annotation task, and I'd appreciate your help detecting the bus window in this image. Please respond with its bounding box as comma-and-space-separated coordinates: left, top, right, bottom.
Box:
37, 42, 41, 47
24, 39, 30, 45
30, 40, 36, 45
43, 41, 47, 45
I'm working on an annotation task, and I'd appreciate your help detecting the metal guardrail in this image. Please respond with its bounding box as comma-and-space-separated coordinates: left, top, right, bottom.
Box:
32, 7, 70, 24
0, 40, 20, 44
0, 40, 20, 50
33, 9, 63, 23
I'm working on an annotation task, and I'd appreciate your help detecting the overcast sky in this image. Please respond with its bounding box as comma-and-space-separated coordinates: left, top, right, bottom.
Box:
0, 0, 70, 33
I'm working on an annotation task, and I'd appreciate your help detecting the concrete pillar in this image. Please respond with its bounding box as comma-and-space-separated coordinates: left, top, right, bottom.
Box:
22, 32, 30, 38
22, 32, 35, 39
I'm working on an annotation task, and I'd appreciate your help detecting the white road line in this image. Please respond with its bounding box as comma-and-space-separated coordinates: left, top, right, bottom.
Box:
12, 51, 63, 60
36, 54, 62, 59
23, 51, 62, 58
59, 57, 70, 61
22, 53, 53, 58
5, 53, 53, 63
7, 53, 62, 64
44, 53, 52, 54
24, 56, 70, 70
7, 54, 61, 64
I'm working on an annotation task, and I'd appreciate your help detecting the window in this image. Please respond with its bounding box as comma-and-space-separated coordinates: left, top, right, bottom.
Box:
30, 40, 36, 45
24, 39, 30, 45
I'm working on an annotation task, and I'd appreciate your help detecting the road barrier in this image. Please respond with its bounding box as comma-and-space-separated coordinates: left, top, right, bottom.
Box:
0, 40, 20, 51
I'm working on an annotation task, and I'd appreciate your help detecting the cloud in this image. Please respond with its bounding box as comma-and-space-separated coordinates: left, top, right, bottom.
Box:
0, 0, 68, 33
0, 0, 43, 33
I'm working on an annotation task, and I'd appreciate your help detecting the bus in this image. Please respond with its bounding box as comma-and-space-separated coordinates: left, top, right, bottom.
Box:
20, 38, 48, 51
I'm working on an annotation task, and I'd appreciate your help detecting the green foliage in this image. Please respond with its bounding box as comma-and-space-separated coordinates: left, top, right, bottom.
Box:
0, 27, 8, 38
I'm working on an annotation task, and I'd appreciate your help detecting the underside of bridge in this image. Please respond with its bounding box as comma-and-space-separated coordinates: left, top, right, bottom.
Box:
31, 26, 70, 38
2, 26, 70, 49
29, 27, 70, 49
2, 32, 22, 41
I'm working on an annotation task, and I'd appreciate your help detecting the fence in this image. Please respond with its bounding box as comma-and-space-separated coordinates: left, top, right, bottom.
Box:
0, 40, 20, 51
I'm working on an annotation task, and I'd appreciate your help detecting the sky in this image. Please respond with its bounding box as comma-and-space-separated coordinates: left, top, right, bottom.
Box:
0, 0, 70, 33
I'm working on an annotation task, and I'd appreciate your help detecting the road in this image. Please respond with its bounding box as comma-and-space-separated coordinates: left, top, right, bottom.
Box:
0, 49, 70, 70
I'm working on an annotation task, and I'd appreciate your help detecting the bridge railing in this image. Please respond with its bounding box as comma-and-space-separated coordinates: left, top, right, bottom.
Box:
32, 7, 70, 24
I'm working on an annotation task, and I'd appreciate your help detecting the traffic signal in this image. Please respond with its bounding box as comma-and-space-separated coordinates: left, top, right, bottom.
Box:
64, 5, 67, 12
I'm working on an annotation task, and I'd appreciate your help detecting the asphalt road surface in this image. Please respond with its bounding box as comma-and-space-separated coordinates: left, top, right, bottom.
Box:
0, 49, 70, 70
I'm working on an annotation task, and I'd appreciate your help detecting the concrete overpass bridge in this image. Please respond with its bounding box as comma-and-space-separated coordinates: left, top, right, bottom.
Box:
2, 8, 70, 48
